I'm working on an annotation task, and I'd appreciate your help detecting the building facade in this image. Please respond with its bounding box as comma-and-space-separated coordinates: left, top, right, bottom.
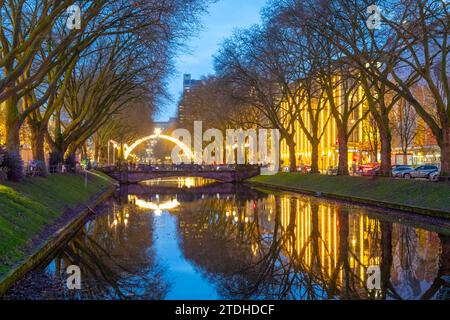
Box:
280, 81, 441, 171
280, 82, 376, 172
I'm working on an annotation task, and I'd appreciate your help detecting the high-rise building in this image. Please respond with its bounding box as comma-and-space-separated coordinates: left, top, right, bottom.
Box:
183, 74, 199, 93
178, 74, 200, 127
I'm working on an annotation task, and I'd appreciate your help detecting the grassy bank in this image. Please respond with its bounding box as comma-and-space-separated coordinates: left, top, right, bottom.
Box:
0, 171, 115, 275
250, 173, 450, 216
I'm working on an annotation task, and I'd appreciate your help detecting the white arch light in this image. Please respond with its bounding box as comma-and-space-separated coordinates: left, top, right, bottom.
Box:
111, 134, 194, 160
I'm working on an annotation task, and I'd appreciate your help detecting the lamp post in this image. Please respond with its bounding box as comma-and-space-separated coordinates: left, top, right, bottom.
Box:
113, 143, 117, 165
107, 141, 110, 165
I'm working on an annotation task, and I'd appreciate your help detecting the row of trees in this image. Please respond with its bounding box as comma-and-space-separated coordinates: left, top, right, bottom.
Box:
0, 0, 211, 179
196, 0, 448, 176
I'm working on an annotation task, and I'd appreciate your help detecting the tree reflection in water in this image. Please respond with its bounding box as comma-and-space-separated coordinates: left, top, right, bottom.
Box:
4, 179, 448, 300
175, 190, 448, 300
5, 200, 169, 300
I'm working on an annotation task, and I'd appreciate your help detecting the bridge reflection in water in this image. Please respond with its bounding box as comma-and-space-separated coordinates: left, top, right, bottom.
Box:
4, 177, 449, 300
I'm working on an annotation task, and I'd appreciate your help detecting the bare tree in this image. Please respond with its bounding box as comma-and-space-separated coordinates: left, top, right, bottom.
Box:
1, 0, 213, 177
289, 0, 449, 175
215, 26, 301, 171
362, 115, 381, 163
391, 99, 422, 164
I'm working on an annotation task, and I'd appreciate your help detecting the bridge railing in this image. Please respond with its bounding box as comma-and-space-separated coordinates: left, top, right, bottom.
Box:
99, 164, 261, 173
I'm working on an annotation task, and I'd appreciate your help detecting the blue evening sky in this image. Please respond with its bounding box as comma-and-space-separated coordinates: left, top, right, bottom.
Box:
155, 0, 268, 121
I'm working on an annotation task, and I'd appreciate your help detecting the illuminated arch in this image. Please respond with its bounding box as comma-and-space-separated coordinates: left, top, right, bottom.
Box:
112, 134, 193, 160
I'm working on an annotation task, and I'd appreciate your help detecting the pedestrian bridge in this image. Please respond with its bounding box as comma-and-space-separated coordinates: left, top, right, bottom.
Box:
99, 165, 261, 184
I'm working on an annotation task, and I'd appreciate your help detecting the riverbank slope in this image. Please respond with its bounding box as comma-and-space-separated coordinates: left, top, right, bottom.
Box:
250, 173, 450, 218
0, 171, 115, 290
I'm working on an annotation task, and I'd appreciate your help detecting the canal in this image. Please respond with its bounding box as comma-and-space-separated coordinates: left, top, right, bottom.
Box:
4, 177, 449, 300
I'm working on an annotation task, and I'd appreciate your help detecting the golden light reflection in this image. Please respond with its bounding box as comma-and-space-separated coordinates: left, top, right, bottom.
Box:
129, 195, 180, 216
276, 194, 385, 292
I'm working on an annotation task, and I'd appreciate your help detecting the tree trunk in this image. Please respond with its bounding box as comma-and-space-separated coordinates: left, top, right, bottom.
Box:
4, 96, 20, 154
30, 125, 47, 175
65, 146, 77, 173
338, 208, 350, 297
94, 143, 99, 163
29, 123, 46, 162
379, 126, 392, 176
66, 144, 78, 160
287, 137, 297, 172
310, 203, 321, 270
440, 126, 450, 177
49, 138, 67, 169
338, 132, 349, 175
311, 141, 319, 174
380, 221, 393, 300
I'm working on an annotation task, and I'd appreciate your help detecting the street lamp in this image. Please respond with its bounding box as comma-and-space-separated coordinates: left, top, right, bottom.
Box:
154, 128, 162, 136
113, 143, 118, 164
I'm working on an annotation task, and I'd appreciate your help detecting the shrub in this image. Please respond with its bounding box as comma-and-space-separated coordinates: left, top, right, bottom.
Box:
0, 147, 8, 180
3, 150, 24, 181
81, 158, 92, 171
49, 152, 63, 167
65, 155, 77, 173
30, 160, 47, 177
86, 158, 92, 171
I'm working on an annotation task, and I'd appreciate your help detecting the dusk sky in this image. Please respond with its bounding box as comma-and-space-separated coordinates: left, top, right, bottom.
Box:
155, 0, 268, 121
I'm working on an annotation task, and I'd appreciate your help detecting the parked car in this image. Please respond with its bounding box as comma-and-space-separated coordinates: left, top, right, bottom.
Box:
392, 165, 411, 171
404, 165, 439, 179
359, 163, 379, 176
392, 166, 414, 178
429, 170, 440, 181
366, 165, 381, 176
327, 166, 338, 176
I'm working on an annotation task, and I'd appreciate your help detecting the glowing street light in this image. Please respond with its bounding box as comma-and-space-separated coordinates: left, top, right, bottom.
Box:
154, 128, 162, 136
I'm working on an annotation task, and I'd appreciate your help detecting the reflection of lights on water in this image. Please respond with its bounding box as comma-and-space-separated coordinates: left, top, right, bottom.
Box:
251, 243, 258, 256
232, 211, 236, 216
352, 239, 357, 246
245, 217, 249, 223
132, 197, 180, 216
226, 211, 230, 217
125, 213, 129, 218
178, 177, 213, 189
368, 289, 382, 299
124, 219, 128, 225
113, 219, 118, 226
234, 217, 238, 222
182, 177, 195, 188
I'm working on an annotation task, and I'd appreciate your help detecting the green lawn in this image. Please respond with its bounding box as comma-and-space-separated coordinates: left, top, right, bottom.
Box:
250, 173, 450, 214
0, 171, 114, 275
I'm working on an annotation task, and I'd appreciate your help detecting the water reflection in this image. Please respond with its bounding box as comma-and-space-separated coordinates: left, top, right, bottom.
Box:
178, 191, 448, 300
129, 195, 180, 216
4, 177, 449, 300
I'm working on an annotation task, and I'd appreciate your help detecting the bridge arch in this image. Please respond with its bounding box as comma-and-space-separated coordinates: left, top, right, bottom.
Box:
113, 134, 194, 160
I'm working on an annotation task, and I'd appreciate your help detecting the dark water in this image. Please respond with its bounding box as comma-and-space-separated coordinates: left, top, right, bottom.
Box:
4, 177, 450, 300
